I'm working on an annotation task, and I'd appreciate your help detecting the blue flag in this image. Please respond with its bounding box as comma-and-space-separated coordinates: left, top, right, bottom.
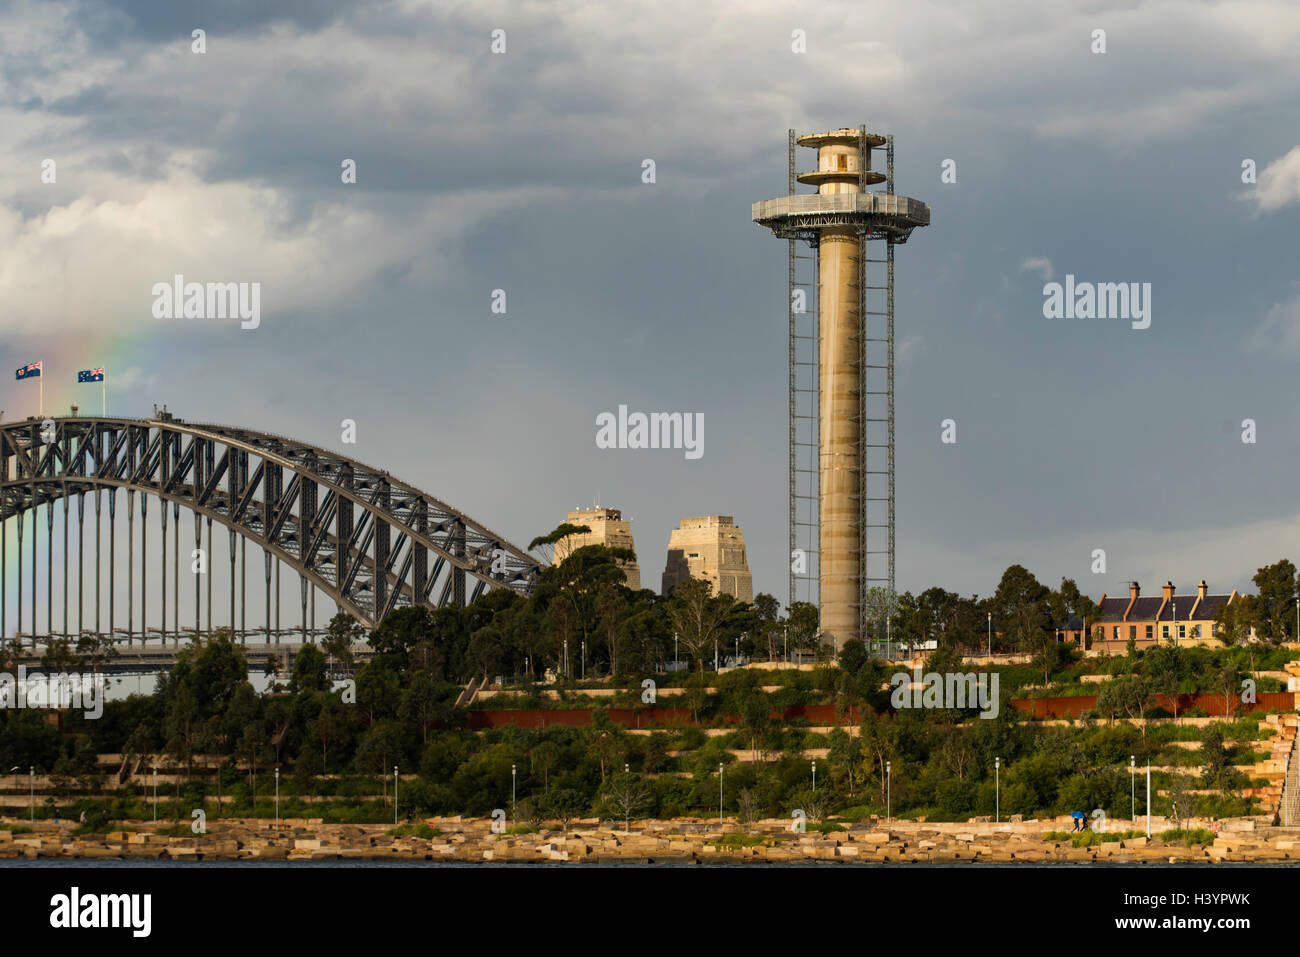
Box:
78, 368, 105, 383
15, 361, 41, 380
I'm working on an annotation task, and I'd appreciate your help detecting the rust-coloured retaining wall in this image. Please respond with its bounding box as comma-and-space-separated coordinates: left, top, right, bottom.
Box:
1012, 691, 1297, 719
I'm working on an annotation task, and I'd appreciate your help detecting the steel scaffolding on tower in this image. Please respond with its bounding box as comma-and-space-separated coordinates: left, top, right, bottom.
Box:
755, 126, 930, 649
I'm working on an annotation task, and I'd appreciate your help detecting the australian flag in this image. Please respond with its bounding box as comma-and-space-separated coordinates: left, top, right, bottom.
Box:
78, 368, 105, 383
15, 361, 41, 380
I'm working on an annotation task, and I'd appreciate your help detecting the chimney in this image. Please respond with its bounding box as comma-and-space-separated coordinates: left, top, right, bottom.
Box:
1162, 581, 1174, 602
1198, 580, 1207, 601
1129, 582, 1139, 602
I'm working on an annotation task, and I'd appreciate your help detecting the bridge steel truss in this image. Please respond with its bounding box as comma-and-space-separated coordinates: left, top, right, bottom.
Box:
0, 415, 542, 647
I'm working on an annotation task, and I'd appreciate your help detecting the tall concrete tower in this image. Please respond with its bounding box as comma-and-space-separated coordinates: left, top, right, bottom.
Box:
752, 127, 929, 649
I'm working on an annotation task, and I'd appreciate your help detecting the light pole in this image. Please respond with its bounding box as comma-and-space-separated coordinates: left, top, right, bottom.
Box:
714, 637, 719, 672
1294, 596, 1298, 642
718, 762, 724, 829
886, 760, 891, 822
1130, 755, 1136, 821
995, 757, 1001, 823
581, 640, 585, 679
673, 632, 678, 670
274, 767, 280, 830
29, 766, 35, 821
563, 638, 568, 678
784, 624, 788, 663
987, 613, 992, 657
394, 766, 399, 826
511, 764, 516, 825
812, 760, 817, 792
1145, 760, 1151, 838
151, 767, 157, 823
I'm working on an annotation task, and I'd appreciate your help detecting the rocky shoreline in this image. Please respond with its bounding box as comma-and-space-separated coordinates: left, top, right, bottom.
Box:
3, 815, 1298, 863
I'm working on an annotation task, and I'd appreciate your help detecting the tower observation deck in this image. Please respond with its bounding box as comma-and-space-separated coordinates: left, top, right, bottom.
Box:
752, 127, 930, 650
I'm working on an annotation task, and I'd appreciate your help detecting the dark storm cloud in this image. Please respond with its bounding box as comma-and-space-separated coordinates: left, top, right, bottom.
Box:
4, 0, 1300, 603
71, 0, 360, 46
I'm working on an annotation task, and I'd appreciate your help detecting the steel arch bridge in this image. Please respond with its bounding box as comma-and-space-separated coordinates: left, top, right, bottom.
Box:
0, 412, 543, 646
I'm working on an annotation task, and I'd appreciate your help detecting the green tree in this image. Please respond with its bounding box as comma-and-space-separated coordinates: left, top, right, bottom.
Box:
668, 577, 732, 672
1252, 559, 1297, 641
322, 612, 365, 674
599, 772, 651, 831
289, 643, 328, 693
1144, 644, 1190, 719
989, 565, 1053, 679
785, 601, 820, 656
530, 740, 561, 794
740, 691, 771, 762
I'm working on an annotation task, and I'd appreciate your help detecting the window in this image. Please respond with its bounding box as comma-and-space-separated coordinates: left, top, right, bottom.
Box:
1178, 625, 1186, 639
1113, 626, 1120, 640
1162, 625, 1170, 638
1212, 623, 1220, 636
1129, 625, 1137, 640
1145, 625, 1153, 639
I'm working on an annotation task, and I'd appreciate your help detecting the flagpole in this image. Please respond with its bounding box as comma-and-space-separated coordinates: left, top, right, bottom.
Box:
102, 370, 106, 416
39, 374, 43, 417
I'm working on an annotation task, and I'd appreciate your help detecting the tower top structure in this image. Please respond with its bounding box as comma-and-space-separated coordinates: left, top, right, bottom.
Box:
751, 126, 930, 650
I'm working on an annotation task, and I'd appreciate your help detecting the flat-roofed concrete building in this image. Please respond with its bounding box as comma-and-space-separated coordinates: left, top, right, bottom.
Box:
553, 507, 641, 590
661, 515, 753, 602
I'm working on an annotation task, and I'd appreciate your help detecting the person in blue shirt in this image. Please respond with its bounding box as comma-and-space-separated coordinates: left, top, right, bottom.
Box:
1070, 810, 1087, 832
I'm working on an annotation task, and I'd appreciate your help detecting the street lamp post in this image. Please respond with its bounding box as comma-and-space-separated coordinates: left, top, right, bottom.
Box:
995, 757, 1001, 823
394, 766, 399, 826
30, 766, 35, 821
274, 767, 280, 830
581, 640, 585, 679
511, 764, 516, 825
1130, 755, 1136, 821
812, 760, 817, 792
886, 760, 891, 822
673, 632, 678, 670
151, 767, 156, 823
987, 613, 992, 657
1146, 761, 1151, 838
718, 762, 724, 829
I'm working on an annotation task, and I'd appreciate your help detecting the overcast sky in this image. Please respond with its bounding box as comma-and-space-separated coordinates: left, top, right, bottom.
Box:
3, 0, 1300, 626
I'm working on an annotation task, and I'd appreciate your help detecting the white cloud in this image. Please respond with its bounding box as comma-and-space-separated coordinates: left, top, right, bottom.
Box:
1019, 256, 1054, 282
0, 154, 547, 336
1246, 289, 1300, 356
1246, 145, 1300, 214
